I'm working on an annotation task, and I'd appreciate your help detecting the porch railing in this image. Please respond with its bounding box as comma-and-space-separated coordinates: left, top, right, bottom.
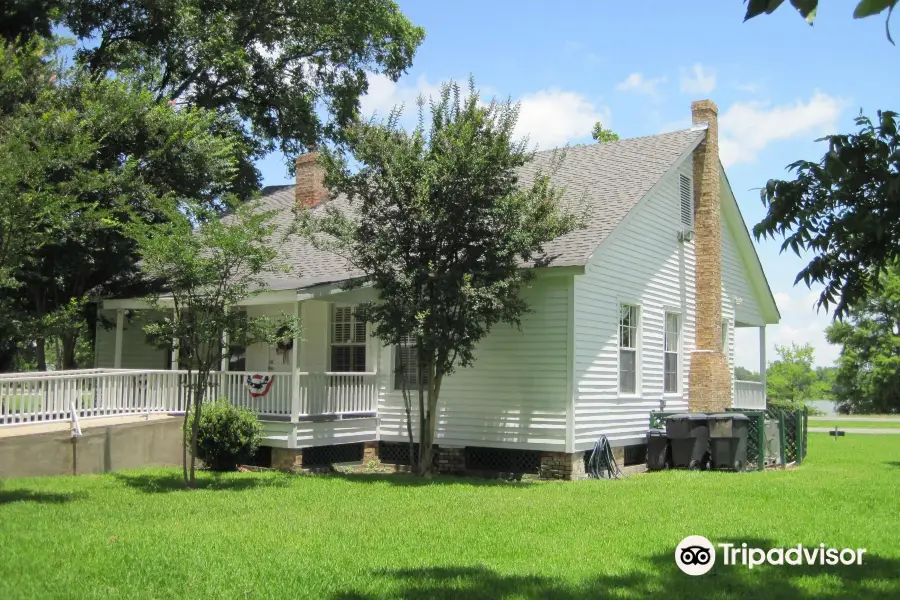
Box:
0, 369, 378, 426
734, 379, 766, 410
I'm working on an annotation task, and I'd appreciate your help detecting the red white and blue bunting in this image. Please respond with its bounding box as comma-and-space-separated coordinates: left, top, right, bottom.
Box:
244, 373, 274, 398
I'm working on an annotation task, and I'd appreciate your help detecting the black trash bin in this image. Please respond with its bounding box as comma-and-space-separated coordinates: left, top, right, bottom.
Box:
708, 413, 749, 471
665, 413, 709, 469
646, 428, 670, 471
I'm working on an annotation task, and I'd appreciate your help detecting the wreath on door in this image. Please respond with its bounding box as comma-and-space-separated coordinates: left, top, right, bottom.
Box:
275, 326, 293, 364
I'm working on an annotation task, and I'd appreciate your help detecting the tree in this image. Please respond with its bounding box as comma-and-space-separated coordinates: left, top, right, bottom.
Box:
0, 39, 242, 370
305, 79, 581, 476
743, 0, 898, 42
765, 342, 832, 410
0, 1, 61, 43
131, 200, 298, 486
734, 366, 760, 382
745, 2, 899, 318
826, 267, 900, 414
754, 111, 900, 319
55, 0, 425, 196
591, 122, 619, 144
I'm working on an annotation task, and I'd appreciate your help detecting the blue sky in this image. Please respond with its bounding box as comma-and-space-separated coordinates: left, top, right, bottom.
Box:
256, 1, 900, 369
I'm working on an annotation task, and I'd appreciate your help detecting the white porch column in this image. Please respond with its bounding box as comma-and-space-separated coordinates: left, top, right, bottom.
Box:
290, 301, 301, 424
759, 325, 767, 397
113, 309, 124, 368
220, 307, 230, 372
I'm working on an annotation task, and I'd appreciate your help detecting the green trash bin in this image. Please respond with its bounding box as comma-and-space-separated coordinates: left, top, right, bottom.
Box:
708, 413, 749, 471
646, 428, 670, 471
665, 414, 709, 469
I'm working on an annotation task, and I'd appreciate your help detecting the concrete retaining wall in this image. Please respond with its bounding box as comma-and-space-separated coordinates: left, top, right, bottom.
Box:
0, 416, 183, 478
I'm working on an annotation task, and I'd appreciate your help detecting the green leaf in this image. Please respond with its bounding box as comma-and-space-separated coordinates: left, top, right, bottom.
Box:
790, 0, 819, 19
745, 0, 787, 21
854, 0, 896, 18
887, 4, 897, 44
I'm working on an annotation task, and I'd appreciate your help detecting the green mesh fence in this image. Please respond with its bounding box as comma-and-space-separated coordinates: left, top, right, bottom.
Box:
649, 407, 808, 471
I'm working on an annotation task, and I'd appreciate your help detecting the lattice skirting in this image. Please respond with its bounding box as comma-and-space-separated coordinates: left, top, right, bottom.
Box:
273, 441, 588, 480
301, 442, 364, 467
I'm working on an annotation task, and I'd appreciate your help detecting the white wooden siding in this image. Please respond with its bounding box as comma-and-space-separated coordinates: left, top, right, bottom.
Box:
95, 309, 170, 369
376, 277, 571, 451
572, 158, 695, 448
722, 205, 764, 328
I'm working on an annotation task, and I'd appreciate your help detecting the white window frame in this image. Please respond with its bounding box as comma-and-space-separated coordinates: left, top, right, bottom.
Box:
663, 311, 681, 395
618, 302, 641, 396
329, 304, 367, 372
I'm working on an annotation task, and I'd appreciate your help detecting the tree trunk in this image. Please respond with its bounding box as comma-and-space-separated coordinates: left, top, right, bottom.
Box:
182, 370, 192, 485
61, 333, 78, 369
35, 337, 46, 371
188, 375, 205, 488
399, 372, 416, 470
416, 361, 441, 477
415, 346, 426, 473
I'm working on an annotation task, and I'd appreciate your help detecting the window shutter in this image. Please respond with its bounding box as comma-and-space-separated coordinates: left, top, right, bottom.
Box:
353, 318, 366, 344
332, 306, 351, 343
679, 174, 692, 227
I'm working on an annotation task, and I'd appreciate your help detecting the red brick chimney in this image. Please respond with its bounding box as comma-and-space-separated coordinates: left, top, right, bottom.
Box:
295, 152, 327, 209
687, 99, 732, 412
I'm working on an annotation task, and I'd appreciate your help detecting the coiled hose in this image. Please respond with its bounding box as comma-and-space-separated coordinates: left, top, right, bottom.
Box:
587, 434, 624, 479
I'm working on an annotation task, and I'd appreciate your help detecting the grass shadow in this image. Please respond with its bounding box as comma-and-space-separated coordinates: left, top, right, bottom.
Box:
325, 471, 540, 488
112, 471, 289, 494
329, 538, 900, 600
0, 489, 85, 505
884, 461, 900, 468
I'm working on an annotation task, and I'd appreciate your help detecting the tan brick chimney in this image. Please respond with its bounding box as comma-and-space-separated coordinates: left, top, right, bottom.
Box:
688, 100, 732, 413
295, 152, 327, 209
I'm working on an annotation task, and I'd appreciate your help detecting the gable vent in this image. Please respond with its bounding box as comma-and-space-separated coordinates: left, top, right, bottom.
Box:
679, 174, 692, 227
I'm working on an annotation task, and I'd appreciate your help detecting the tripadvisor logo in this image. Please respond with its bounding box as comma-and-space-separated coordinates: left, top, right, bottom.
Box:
675, 536, 867, 576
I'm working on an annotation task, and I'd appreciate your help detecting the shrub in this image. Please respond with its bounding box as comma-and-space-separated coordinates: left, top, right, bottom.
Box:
186, 398, 263, 471
767, 397, 823, 416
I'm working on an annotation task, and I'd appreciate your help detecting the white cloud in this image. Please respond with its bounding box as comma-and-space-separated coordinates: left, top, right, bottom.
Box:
514, 90, 609, 150
718, 92, 847, 167
735, 82, 761, 94
734, 285, 841, 371
680, 63, 716, 95
564, 41, 604, 66
359, 73, 444, 121
615, 72, 667, 97
360, 73, 606, 151
659, 118, 692, 134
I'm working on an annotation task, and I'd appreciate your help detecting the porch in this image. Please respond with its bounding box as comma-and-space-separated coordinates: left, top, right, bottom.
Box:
0, 368, 379, 448
732, 321, 768, 410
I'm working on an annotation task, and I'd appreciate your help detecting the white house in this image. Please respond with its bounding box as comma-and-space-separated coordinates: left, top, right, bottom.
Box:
88, 99, 779, 478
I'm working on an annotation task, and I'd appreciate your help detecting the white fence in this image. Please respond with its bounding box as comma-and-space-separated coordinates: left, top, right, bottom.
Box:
0, 369, 378, 426
734, 379, 766, 409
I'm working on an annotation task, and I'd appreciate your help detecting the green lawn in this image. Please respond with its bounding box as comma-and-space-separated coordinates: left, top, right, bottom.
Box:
811, 420, 900, 430
1, 435, 898, 600
0, 395, 42, 412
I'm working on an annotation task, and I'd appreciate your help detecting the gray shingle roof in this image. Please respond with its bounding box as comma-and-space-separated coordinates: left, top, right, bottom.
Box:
254, 128, 704, 291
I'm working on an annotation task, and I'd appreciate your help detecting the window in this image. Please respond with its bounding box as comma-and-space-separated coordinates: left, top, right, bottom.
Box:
679, 174, 692, 227
394, 334, 428, 390
664, 313, 680, 393
722, 320, 729, 353
619, 304, 639, 394
330, 306, 367, 372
